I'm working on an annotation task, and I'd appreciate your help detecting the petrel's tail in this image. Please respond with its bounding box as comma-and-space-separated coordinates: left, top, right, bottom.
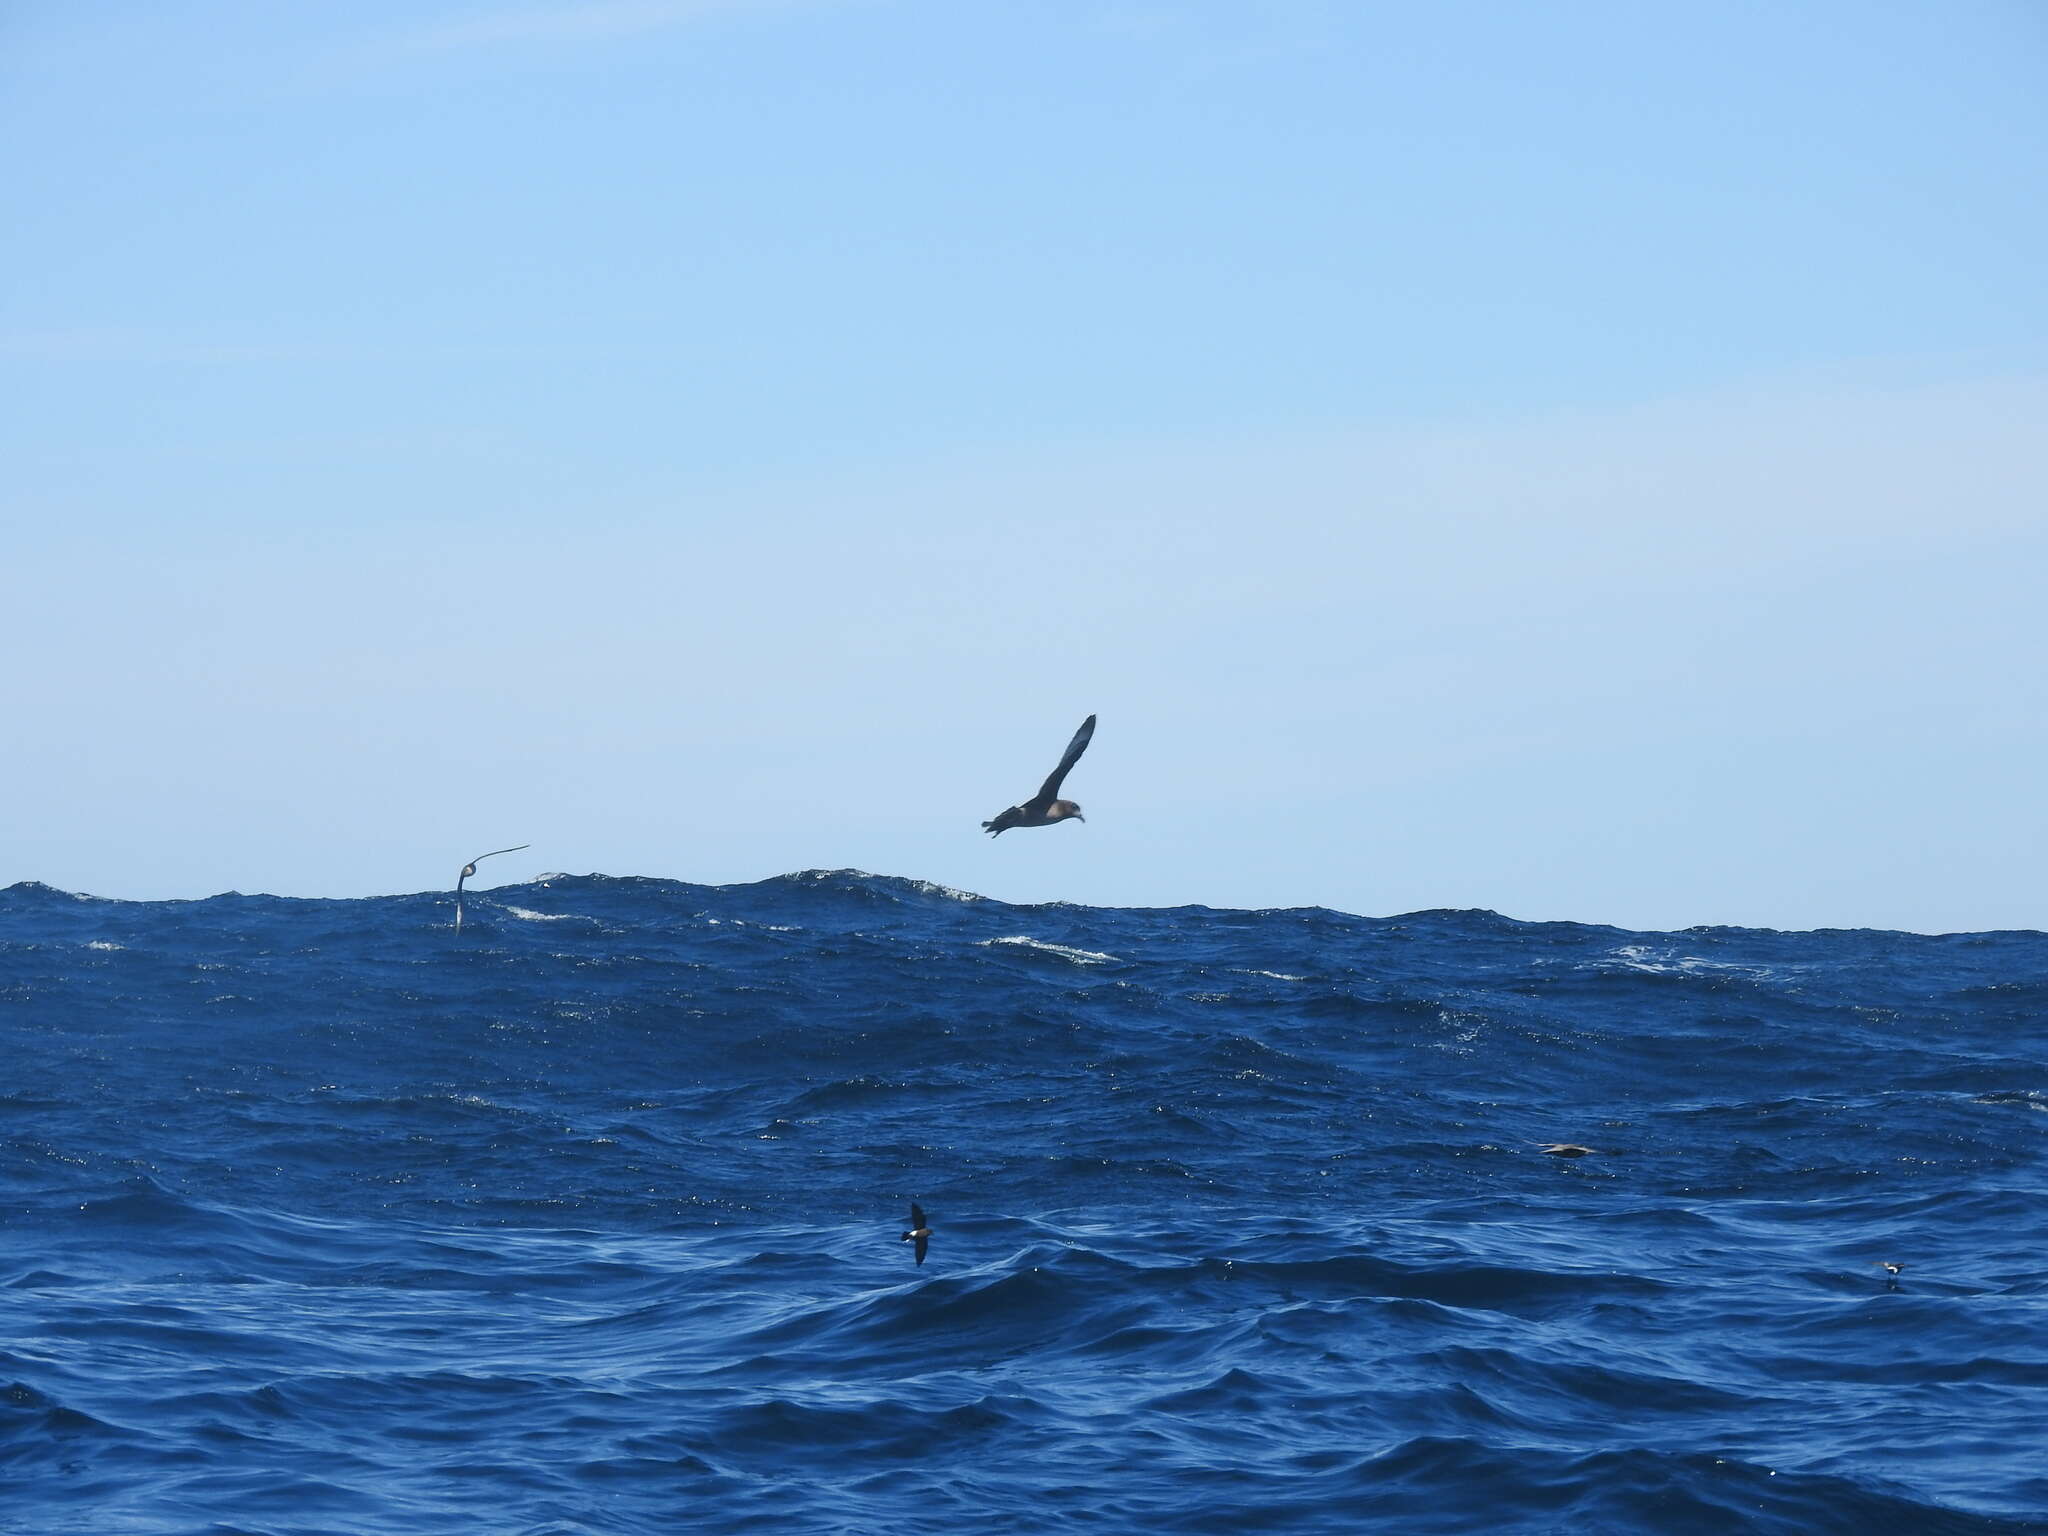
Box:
981, 820, 1004, 836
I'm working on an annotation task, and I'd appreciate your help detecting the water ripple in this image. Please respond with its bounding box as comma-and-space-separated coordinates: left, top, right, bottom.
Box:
3, 873, 2044, 1533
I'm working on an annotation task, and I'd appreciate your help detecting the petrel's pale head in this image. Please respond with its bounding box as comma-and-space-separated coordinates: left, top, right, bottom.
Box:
1050, 800, 1084, 823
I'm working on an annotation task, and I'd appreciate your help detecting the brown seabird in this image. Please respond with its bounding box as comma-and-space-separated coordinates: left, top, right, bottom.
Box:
982, 715, 1095, 836
902, 1202, 931, 1265
454, 844, 530, 931
1537, 1143, 1595, 1157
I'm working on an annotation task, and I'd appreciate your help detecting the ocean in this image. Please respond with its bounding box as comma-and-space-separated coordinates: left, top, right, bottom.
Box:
3, 871, 2044, 1534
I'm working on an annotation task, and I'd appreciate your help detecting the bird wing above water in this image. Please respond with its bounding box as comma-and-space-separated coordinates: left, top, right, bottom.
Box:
910, 1203, 926, 1230
1028, 715, 1096, 811
461, 844, 531, 879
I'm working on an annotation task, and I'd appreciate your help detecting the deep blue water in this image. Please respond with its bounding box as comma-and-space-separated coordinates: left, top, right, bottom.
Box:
3, 870, 2045, 1535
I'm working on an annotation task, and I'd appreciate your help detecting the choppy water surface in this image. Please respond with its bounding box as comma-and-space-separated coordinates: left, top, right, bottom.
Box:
3, 872, 2045, 1533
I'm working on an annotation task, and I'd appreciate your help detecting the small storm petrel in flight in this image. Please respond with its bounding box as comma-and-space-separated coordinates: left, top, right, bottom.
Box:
982, 715, 1095, 836
902, 1203, 931, 1266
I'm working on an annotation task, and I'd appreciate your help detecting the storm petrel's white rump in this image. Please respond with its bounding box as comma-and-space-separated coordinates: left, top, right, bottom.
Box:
902, 1203, 932, 1265
454, 845, 529, 931
982, 715, 1096, 837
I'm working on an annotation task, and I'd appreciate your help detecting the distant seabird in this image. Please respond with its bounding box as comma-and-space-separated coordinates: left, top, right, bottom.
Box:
1876, 1261, 1904, 1287
982, 715, 1095, 836
1537, 1143, 1595, 1157
902, 1202, 931, 1265
454, 844, 530, 931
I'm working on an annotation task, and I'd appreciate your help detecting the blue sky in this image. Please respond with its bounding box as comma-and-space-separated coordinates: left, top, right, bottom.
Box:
3, 0, 2044, 930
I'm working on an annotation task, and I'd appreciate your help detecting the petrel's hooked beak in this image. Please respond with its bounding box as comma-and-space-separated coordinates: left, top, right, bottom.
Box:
1073, 813, 1086, 822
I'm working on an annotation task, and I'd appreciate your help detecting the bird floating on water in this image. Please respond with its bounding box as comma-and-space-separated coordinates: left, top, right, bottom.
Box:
1537, 1143, 1596, 1157
902, 1202, 931, 1266
454, 845, 530, 931
983, 715, 1095, 836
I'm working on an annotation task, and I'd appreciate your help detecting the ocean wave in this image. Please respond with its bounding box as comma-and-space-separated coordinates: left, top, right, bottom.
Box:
3, 877, 2044, 1533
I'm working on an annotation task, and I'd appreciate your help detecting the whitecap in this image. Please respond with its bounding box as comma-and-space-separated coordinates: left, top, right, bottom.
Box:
1974, 1091, 2048, 1114
1605, 944, 1781, 980
84, 940, 125, 952
978, 935, 1119, 966
12, 882, 104, 902
783, 868, 984, 903
503, 906, 575, 922
899, 877, 984, 904
1232, 968, 1306, 982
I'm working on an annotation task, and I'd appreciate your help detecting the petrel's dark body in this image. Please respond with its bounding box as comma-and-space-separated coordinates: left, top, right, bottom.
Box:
983, 715, 1095, 836
902, 1203, 931, 1265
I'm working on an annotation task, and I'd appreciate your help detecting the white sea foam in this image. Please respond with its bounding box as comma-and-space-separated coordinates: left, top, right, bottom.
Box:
85, 940, 125, 951
1437, 1008, 1485, 1046
1233, 968, 1306, 982
899, 877, 984, 904
783, 868, 985, 903
1975, 1091, 2048, 1114
13, 882, 103, 902
979, 936, 1118, 966
503, 906, 573, 922
1607, 944, 1782, 981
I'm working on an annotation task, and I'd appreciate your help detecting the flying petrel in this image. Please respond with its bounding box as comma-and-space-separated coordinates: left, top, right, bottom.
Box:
1537, 1143, 1595, 1157
454, 844, 530, 931
982, 715, 1095, 836
902, 1203, 931, 1265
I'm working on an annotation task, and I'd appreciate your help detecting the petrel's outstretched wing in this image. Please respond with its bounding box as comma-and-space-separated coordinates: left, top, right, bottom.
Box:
453, 844, 530, 933
461, 844, 530, 880
1029, 715, 1096, 809
914, 1231, 928, 1265
910, 1203, 926, 1230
